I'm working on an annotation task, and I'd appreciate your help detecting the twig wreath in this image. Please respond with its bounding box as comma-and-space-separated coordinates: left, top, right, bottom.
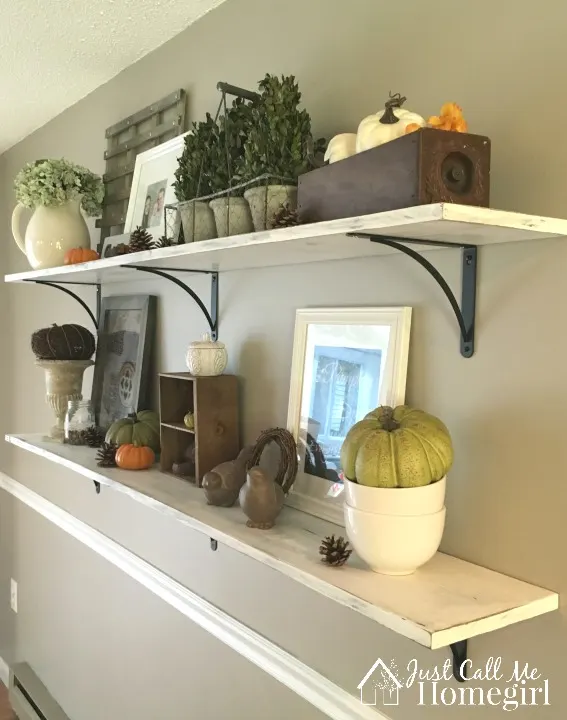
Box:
247, 427, 298, 494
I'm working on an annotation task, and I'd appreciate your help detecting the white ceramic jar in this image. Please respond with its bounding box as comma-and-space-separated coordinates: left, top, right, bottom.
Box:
186, 333, 227, 376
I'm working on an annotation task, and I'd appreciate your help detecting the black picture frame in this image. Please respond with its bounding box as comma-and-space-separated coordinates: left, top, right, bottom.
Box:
92, 294, 157, 429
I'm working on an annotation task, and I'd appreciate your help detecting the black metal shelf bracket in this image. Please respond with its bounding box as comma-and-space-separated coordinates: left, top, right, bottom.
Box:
126, 266, 219, 340
94, 481, 101, 494
348, 233, 478, 358
25, 280, 100, 330
450, 640, 468, 682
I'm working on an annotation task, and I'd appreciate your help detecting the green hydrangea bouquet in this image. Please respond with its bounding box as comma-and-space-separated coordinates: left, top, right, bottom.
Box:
14, 158, 104, 216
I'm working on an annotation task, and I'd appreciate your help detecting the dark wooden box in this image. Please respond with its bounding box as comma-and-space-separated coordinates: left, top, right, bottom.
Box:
298, 128, 490, 223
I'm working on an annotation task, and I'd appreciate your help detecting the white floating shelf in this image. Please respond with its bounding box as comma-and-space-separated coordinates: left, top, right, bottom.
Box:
6, 204, 567, 284
6, 433, 558, 650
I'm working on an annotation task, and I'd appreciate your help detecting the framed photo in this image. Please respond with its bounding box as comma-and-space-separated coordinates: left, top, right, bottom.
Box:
124, 132, 188, 240
101, 233, 130, 259
92, 295, 157, 429
285, 307, 412, 525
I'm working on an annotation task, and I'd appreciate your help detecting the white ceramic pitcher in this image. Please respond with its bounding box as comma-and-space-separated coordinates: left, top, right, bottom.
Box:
12, 198, 91, 270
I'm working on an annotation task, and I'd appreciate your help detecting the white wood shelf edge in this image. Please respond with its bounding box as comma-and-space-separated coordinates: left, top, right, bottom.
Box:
6, 433, 559, 650
5, 204, 567, 284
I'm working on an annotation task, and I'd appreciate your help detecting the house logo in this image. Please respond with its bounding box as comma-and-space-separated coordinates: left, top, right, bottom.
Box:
358, 658, 403, 706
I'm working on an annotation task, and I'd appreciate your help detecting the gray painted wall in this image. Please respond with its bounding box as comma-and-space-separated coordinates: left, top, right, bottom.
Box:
1, 0, 566, 717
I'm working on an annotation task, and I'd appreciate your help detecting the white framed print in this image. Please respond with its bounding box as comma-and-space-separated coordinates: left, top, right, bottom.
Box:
124, 132, 188, 240
285, 307, 412, 525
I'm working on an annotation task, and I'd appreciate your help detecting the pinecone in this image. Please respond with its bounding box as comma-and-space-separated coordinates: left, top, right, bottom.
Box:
84, 426, 105, 448
155, 235, 173, 249
96, 442, 118, 468
272, 204, 299, 229
319, 535, 352, 567
128, 226, 155, 253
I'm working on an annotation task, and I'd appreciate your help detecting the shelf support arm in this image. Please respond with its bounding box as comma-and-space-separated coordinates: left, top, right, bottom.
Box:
127, 267, 219, 340
25, 280, 99, 330
450, 640, 468, 682
348, 233, 477, 358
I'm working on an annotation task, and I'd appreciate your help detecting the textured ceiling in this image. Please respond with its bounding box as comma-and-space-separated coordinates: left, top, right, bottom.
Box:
0, 0, 226, 154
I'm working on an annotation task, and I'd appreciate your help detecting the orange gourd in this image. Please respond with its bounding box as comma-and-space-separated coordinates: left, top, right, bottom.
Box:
64, 248, 100, 265
427, 102, 468, 133
115, 444, 155, 470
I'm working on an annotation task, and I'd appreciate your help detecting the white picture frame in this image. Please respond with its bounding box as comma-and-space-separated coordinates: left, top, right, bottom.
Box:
285, 307, 412, 525
124, 132, 189, 240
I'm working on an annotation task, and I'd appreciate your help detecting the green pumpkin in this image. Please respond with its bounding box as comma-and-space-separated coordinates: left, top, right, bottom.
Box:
340, 405, 453, 488
105, 411, 160, 453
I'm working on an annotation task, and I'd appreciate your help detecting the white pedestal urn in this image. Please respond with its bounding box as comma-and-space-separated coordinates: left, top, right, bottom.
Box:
244, 185, 297, 231
340, 405, 454, 576
179, 201, 217, 243
36, 359, 94, 441
12, 198, 91, 270
209, 197, 253, 237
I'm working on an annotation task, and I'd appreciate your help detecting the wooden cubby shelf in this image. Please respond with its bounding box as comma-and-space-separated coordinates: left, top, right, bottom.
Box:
159, 372, 239, 486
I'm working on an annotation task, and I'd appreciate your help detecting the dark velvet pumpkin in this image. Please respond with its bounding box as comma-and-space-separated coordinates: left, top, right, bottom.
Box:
31, 324, 96, 361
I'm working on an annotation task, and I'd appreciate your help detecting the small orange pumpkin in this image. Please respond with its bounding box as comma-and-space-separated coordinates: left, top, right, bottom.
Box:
115, 444, 155, 470
64, 248, 100, 265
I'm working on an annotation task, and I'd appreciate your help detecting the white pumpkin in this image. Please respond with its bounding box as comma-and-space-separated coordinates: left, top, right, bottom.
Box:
356, 94, 425, 153
324, 133, 357, 164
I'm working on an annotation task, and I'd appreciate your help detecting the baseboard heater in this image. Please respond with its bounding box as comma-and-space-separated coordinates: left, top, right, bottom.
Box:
9, 663, 70, 720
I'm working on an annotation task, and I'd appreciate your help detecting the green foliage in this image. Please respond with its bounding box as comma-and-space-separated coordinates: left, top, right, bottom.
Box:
173, 114, 217, 202
206, 98, 256, 195
14, 158, 104, 216
238, 74, 326, 185
174, 100, 256, 201
173, 75, 326, 201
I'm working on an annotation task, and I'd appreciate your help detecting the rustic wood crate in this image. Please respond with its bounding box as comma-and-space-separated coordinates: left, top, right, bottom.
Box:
96, 89, 187, 252
158, 373, 239, 486
298, 128, 490, 223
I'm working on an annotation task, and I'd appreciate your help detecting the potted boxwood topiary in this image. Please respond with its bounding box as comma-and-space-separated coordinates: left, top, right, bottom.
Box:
238, 74, 325, 231
340, 405, 454, 575
207, 98, 255, 237
173, 115, 217, 243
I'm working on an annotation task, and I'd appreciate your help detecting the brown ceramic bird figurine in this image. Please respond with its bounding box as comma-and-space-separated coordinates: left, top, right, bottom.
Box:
202, 446, 253, 507
239, 466, 285, 529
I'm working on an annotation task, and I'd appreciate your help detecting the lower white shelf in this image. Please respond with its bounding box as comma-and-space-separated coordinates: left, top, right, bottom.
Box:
5, 433, 558, 650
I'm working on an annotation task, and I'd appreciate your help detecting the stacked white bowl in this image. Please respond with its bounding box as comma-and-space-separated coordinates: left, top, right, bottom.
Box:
344, 477, 447, 575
